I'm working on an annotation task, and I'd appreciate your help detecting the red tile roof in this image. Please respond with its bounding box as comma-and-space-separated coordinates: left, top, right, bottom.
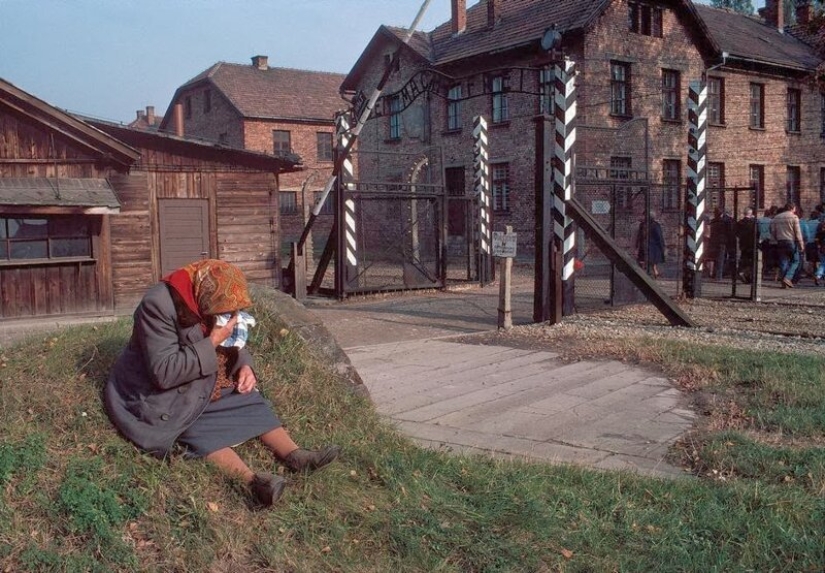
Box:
177, 62, 348, 122
695, 4, 822, 71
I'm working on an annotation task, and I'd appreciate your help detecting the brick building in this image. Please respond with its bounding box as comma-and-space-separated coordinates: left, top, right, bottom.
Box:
342, 0, 825, 256
159, 55, 347, 256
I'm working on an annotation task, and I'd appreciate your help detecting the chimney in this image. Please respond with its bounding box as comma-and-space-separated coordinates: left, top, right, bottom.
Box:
487, 0, 498, 27
136, 110, 145, 121
763, 0, 784, 32
251, 55, 269, 70
173, 103, 184, 137
796, 0, 812, 25
451, 0, 466, 35
146, 105, 155, 126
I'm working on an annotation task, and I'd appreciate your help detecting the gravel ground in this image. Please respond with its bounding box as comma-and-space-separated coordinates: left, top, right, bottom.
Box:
474, 293, 825, 359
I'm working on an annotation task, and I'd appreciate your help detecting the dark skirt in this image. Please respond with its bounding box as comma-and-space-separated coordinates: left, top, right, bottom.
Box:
177, 388, 281, 458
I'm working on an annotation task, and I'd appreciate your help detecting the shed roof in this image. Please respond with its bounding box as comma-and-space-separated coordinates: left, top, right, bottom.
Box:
0, 178, 121, 212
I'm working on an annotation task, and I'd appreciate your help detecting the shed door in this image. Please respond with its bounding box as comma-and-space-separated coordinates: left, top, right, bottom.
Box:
159, 199, 210, 276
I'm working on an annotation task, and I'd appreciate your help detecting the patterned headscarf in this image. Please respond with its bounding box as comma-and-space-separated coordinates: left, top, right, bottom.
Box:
163, 259, 252, 319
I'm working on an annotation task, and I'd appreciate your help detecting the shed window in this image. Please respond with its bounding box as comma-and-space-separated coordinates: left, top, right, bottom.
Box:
0, 217, 91, 261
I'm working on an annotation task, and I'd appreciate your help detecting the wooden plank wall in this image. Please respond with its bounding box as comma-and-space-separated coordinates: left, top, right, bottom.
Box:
216, 173, 279, 286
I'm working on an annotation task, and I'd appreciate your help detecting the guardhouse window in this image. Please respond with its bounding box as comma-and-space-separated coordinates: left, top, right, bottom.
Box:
0, 217, 91, 261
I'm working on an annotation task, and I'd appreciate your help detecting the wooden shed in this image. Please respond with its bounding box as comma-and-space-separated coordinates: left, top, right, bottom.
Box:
0, 78, 301, 320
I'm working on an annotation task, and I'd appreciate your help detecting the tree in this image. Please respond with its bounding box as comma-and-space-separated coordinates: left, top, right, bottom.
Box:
710, 0, 754, 14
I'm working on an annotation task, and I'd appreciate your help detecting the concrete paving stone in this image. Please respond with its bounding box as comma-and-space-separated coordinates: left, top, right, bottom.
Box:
348, 339, 516, 369
587, 378, 679, 412
364, 346, 561, 404
390, 360, 610, 421
565, 367, 657, 400
394, 420, 615, 468
591, 453, 686, 478
513, 391, 591, 414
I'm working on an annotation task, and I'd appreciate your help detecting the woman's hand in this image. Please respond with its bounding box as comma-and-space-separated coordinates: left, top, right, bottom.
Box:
209, 313, 238, 347
235, 365, 257, 394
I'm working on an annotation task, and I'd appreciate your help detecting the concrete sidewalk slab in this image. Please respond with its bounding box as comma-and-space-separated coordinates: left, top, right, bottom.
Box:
345, 339, 693, 478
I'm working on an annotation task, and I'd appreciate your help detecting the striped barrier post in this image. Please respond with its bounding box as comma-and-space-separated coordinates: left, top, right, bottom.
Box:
554, 60, 577, 315
336, 112, 360, 290
473, 115, 492, 285
684, 80, 707, 298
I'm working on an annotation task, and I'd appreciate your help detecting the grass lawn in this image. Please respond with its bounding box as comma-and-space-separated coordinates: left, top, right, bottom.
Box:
0, 292, 823, 572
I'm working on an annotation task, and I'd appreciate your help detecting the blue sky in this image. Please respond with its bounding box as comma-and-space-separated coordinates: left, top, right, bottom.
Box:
0, 0, 735, 124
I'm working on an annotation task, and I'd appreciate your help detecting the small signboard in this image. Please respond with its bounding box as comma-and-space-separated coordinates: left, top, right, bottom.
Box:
492, 231, 517, 258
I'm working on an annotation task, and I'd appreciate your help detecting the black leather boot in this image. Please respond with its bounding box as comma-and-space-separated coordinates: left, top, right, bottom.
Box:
283, 445, 341, 473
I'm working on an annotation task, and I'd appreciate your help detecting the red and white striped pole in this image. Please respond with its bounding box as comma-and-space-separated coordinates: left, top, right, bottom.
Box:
684, 80, 707, 298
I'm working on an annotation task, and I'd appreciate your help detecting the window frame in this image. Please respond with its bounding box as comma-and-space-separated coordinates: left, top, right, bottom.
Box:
272, 130, 291, 155
610, 62, 631, 117
491, 75, 509, 124
204, 89, 212, 113
662, 159, 681, 211
491, 162, 510, 212
749, 83, 765, 129
707, 162, 725, 210
447, 84, 462, 131
388, 95, 402, 140
628, 1, 663, 37
707, 76, 725, 125
786, 88, 801, 133
184, 95, 192, 119
539, 67, 555, 115
0, 216, 93, 262
661, 69, 680, 121
316, 132, 333, 162
279, 191, 298, 215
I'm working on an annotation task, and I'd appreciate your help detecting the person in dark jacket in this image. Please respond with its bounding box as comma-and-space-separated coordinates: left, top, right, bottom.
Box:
104, 259, 340, 507
636, 211, 665, 279
709, 207, 734, 279
735, 207, 756, 283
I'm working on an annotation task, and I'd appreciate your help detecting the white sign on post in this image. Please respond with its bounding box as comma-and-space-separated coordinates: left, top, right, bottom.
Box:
492, 231, 517, 258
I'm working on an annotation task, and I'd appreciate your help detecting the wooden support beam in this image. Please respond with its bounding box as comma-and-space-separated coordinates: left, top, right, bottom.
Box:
566, 198, 695, 328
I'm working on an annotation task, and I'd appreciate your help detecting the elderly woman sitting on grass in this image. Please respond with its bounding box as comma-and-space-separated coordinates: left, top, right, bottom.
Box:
104, 259, 339, 507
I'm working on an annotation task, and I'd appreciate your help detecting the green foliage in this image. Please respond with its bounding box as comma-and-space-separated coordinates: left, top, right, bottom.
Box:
0, 433, 47, 486
711, 0, 754, 15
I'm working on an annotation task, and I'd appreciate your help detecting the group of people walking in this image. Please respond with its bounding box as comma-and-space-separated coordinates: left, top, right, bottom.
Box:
706, 202, 825, 288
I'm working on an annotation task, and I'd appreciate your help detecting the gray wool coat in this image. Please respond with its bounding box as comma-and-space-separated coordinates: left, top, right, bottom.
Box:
104, 283, 253, 458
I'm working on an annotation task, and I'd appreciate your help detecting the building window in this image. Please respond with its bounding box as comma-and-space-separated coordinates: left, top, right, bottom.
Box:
662, 69, 680, 121
787, 88, 801, 133
0, 217, 92, 261
492, 163, 510, 211
610, 62, 631, 117
314, 191, 334, 215
749, 164, 765, 209
316, 132, 333, 161
204, 89, 212, 113
787, 166, 801, 206
218, 132, 228, 145
539, 67, 555, 115
629, 2, 663, 37
708, 162, 725, 209
388, 95, 402, 140
707, 77, 724, 125
273, 130, 291, 154
280, 191, 298, 215
184, 95, 192, 119
662, 159, 680, 211
491, 76, 509, 123
749, 83, 764, 129
447, 85, 462, 131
